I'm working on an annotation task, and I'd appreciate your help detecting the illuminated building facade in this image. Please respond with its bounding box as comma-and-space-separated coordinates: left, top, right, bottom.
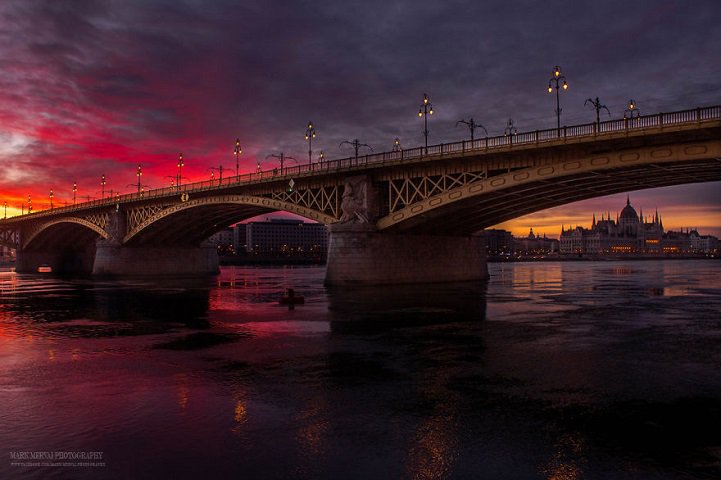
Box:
246, 219, 328, 255
560, 196, 718, 254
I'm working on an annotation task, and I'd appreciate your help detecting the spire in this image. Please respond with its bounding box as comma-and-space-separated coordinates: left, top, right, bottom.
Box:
626, 194, 630, 206
639, 207, 643, 223
592, 213, 596, 227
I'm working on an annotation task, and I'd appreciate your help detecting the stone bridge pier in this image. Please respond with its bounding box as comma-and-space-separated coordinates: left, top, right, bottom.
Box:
92, 209, 219, 276
323, 175, 488, 286
15, 208, 219, 276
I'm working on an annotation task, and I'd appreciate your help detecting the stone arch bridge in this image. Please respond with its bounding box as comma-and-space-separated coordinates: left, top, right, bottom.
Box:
2, 105, 720, 284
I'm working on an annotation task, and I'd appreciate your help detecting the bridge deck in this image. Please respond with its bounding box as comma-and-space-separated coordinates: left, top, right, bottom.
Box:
2, 104, 719, 224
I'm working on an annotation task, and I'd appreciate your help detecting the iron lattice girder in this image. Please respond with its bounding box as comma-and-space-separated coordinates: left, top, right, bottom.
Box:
387, 170, 488, 213
377, 140, 721, 233
123, 194, 338, 245
0, 227, 19, 248
126, 204, 175, 234
269, 185, 341, 219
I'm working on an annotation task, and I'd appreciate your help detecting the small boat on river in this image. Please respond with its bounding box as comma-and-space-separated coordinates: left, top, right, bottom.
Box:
279, 288, 304, 305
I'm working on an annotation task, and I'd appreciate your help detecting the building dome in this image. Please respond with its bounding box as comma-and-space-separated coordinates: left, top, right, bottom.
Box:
619, 196, 638, 222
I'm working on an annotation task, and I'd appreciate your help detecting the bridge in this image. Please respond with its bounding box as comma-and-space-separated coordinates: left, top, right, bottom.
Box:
1, 105, 720, 285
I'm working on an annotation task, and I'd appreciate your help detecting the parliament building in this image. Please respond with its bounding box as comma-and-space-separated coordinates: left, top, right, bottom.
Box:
559, 196, 718, 255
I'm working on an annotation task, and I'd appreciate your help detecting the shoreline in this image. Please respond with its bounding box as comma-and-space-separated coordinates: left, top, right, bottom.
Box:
488, 254, 719, 262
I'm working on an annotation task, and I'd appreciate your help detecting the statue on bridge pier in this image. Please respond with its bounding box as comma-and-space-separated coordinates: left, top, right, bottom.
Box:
340, 175, 376, 224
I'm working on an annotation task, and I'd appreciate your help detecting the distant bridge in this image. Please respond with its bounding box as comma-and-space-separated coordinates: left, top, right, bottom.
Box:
1, 105, 720, 284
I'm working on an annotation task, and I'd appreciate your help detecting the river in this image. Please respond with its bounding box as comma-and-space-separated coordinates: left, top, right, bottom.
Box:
1, 260, 720, 479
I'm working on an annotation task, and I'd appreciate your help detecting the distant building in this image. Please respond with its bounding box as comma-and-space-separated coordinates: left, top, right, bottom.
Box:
208, 227, 236, 255
245, 219, 328, 256
513, 228, 559, 254
208, 227, 234, 247
480, 229, 514, 255
559, 196, 718, 254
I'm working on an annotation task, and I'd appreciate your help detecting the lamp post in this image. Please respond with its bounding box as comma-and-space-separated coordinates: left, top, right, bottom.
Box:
177, 153, 184, 187
72, 182, 77, 205
101, 174, 106, 198
266, 153, 296, 175
318, 151, 325, 167
456, 118, 487, 141
234, 139, 242, 177
136, 164, 142, 193
504, 118, 518, 137
209, 165, 230, 185
165, 177, 176, 190
392, 137, 402, 151
3, 201, 6, 219
305, 121, 316, 165
418, 93, 434, 152
28, 195, 32, 213
340, 139, 372, 165
547, 65, 568, 134
584, 97, 610, 126
49, 189, 54, 210
624, 99, 640, 119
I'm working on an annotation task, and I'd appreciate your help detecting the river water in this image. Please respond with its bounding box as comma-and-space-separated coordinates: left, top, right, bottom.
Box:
0, 260, 720, 479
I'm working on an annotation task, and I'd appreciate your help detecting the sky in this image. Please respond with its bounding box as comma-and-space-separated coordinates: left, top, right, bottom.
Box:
1, 0, 720, 237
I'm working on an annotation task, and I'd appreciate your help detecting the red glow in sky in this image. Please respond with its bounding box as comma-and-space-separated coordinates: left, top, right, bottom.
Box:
1, 1, 720, 236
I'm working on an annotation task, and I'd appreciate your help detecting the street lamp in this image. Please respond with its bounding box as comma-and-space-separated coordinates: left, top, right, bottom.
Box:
266, 153, 296, 175
3, 201, 6, 219
504, 118, 518, 137
101, 174, 106, 198
305, 121, 316, 165
584, 97, 611, 126
340, 139, 372, 164
49, 189, 54, 210
177, 153, 184, 187
28, 195, 32, 213
456, 118, 487, 141
418, 93, 434, 152
547, 65, 568, 134
392, 137, 402, 151
209, 165, 229, 185
624, 99, 640, 119
318, 151, 325, 166
72, 181, 77, 205
136, 164, 142, 193
234, 139, 242, 177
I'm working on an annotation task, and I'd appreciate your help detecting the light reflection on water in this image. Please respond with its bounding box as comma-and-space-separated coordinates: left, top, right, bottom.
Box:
0, 261, 720, 479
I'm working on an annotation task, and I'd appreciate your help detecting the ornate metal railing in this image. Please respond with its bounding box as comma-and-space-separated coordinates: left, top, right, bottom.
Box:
5, 104, 721, 220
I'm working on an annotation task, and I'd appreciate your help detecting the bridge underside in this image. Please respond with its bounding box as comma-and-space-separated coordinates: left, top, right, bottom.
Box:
24, 222, 102, 252
383, 158, 721, 235
127, 204, 273, 246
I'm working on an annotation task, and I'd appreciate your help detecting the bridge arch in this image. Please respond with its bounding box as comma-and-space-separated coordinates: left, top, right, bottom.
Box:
376, 141, 721, 234
23, 217, 109, 250
123, 194, 338, 245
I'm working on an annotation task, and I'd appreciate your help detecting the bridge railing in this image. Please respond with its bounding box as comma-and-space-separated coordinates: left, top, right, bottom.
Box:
5, 104, 721, 220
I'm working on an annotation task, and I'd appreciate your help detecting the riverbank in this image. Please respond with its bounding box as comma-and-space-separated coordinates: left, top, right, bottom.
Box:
218, 255, 326, 266
489, 254, 719, 262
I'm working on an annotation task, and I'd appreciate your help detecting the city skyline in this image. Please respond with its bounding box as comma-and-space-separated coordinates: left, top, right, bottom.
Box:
1, 1, 720, 235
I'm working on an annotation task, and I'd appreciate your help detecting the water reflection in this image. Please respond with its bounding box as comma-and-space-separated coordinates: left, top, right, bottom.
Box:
0, 262, 719, 479
327, 281, 487, 334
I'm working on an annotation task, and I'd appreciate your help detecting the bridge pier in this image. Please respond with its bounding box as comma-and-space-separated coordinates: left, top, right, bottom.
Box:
324, 224, 488, 286
93, 241, 219, 276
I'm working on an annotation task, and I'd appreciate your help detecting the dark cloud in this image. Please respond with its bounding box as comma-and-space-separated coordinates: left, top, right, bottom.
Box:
0, 0, 719, 229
